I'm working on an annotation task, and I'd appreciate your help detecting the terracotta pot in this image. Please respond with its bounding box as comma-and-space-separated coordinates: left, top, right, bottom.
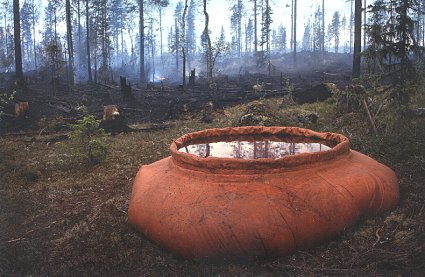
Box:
128, 126, 399, 260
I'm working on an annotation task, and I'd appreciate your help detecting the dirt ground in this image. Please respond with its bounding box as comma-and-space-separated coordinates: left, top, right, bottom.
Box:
1, 70, 424, 276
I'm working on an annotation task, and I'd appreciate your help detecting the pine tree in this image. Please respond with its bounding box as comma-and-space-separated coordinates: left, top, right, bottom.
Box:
389, 0, 419, 85
0, 26, 5, 72
352, 0, 362, 78
171, 1, 183, 76
212, 26, 230, 71
364, 0, 386, 74
93, 0, 112, 83
65, 0, 75, 85
274, 23, 286, 52
31, 0, 39, 70
341, 15, 348, 52
331, 11, 341, 53
293, 0, 297, 65
85, 0, 92, 81
13, 0, 24, 85
181, 0, 188, 88
260, 0, 272, 73
245, 18, 253, 53
20, 0, 32, 69
145, 17, 156, 82
202, 0, 212, 85
4, 27, 15, 72
152, 0, 169, 69
0, 2, 15, 73
110, 0, 125, 67
230, 0, 243, 57
138, 0, 145, 83
322, 0, 325, 52
313, 5, 324, 52
186, 0, 195, 68
249, 0, 258, 54
302, 20, 312, 51
350, 0, 354, 53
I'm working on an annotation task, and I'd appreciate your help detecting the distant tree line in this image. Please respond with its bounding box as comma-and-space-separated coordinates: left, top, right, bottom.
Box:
3, 0, 425, 87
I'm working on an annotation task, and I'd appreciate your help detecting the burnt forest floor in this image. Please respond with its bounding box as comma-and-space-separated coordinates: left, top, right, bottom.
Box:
0, 76, 425, 276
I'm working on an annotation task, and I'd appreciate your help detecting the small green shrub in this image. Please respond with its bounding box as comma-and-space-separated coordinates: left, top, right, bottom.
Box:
61, 115, 110, 166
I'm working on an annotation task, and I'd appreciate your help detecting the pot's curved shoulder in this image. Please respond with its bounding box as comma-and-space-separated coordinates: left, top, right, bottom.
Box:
336, 150, 399, 214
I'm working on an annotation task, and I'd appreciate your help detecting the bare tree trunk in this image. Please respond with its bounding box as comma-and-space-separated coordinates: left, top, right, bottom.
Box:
238, 0, 242, 57
290, 0, 293, 52
260, 0, 264, 52
363, 0, 366, 51
422, 2, 425, 47
13, 0, 24, 86
159, 7, 163, 66
322, 0, 325, 52
77, 0, 82, 70
31, 0, 37, 70
352, 0, 362, 79
350, 0, 353, 53
54, 8, 58, 45
86, 0, 92, 82
175, 20, 179, 76
182, 0, 188, 89
139, 0, 145, 83
203, 0, 212, 85
66, 0, 75, 87
293, 0, 297, 66
120, 13, 124, 66
417, 1, 421, 45
245, 22, 248, 53
94, 7, 98, 83
4, 9, 8, 68
254, 0, 257, 54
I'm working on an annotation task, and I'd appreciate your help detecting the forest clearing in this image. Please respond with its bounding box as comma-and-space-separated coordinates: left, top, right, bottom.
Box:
1, 0, 425, 275
1, 65, 425, 275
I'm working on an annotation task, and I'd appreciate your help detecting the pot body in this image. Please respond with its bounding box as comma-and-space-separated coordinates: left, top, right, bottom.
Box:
128, 127, 399, 259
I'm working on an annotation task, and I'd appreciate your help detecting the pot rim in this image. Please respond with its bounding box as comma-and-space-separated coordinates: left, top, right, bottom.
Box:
170, 126, 350, 172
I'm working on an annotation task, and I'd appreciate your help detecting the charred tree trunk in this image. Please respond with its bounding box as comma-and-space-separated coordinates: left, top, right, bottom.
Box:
120, 10, 124, 66
13, 0, 24, 86
399, 0, 409, 84
293, 0, 297, 66
159, 7, 163, 66
350, 0, 353, 53
417, 1, 421, 45
290, 0, 293, 52
86, 0, 92, 82
352, 0, 362, 79
32, 0, 37, 70
363, 0, 366, 51
66, 0, 75, 87
203, 0, 213, 85
182, 0, 188, 90
322, 0, 325, 52
175, 19, 179, 76
77, 0, 82, 70
254, 0, 258, 54
120, 76, 133, 101
139, 0, 145, 83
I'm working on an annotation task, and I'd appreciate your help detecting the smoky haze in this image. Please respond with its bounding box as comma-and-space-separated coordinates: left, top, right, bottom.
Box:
1, 0, 355, 85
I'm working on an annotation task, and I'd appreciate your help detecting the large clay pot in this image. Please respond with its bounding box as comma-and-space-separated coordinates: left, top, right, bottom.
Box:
128, 126, 399, 259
